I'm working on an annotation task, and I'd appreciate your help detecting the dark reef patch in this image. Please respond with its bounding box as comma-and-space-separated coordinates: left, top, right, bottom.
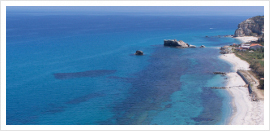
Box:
107, 46, 189, 125
53, 70, 116, 79
66, 93, 106, 105
191, 87, 223, 125
43, 103, 66, 114
165, 104, 172, 108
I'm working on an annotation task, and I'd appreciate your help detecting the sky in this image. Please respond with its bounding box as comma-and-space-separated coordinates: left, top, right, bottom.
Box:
7, 6, 264, 16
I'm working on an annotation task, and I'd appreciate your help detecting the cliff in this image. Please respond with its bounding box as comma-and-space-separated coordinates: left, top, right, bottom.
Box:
234, 16, 264, 37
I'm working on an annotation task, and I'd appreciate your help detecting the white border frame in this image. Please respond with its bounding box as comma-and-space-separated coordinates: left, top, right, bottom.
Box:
1, 1, 269, 130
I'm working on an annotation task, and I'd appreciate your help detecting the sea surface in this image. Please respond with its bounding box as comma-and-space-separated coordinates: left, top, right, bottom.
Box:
6, 12, 251, 125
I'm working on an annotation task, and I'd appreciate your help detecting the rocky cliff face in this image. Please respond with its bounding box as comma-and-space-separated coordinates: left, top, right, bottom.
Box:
234, 16, 264, 37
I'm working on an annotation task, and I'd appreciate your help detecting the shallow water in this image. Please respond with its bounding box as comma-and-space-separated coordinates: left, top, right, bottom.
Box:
6, 12, 248, 125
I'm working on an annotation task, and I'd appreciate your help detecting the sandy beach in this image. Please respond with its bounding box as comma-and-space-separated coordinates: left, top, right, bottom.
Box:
234, 36, 259, 43
219, 53, 264, 125
220, 54, 250, 72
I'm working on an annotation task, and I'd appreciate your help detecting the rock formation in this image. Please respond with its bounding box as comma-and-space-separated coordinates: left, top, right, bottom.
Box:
189, 45, 196, 48
234, 16, 264, 37
135, 50, 144, 55
164, 39, 189, 48
200, 45, 205, 48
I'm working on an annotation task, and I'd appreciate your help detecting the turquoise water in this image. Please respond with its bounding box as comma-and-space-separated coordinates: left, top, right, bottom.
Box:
6, 12, 250, 125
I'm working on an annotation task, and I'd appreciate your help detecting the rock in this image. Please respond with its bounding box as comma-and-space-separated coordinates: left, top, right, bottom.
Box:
164, 39, 189, 48
213, 72, 226, 75
135, 50, 143, 55
234, 16, 264, 37
200, 45, 205, 48
189, 45, 196, 48
224, 35, 233, 37
234, 28, 245, 37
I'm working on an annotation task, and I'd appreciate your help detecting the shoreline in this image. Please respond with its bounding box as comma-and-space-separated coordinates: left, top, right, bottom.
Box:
233, 36, 259, 43
219, 37, 264, 125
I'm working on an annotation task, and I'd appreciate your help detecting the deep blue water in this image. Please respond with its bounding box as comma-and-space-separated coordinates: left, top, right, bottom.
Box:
6, 13, 249, 125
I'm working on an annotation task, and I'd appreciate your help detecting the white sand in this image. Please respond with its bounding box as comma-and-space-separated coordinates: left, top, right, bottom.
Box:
234, 36, 259, 43
220, 53, 250, 72
219, 54, 264, 125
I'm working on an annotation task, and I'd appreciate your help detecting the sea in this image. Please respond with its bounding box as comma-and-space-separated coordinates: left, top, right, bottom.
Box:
6, 11, 253, 125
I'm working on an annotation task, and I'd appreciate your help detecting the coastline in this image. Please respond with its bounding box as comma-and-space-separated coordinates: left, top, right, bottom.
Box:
219, 36, 264, 125
233, 36, 259, 43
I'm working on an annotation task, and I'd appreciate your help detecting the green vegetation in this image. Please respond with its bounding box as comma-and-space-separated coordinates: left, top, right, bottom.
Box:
259, 80, 264, 89
233, 44, 264, 89
257, 41, 264, 46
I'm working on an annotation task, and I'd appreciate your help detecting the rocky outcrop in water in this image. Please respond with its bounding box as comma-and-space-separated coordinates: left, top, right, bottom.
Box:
200, 45, 205, 48
135, 50, 144, 55
234, 16, 264, 37
164, 39, 189, 48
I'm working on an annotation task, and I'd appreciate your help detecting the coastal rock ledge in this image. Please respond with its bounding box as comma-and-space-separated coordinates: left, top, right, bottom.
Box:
234, 16, 264, 37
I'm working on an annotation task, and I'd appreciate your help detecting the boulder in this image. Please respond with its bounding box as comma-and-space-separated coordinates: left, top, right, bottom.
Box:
135, 50, 143, 55
164, 39, 188, 48
200, 45, 205, 48
189, 45, 196, 48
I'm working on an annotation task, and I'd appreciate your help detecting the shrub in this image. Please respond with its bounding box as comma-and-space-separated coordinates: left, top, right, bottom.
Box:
257, 54, 263, 59
258, 80, 264, 89
256, 66, 264, 77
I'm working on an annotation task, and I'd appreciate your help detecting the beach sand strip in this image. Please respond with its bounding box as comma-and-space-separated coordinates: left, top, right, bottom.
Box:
219, 53, 264, 125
